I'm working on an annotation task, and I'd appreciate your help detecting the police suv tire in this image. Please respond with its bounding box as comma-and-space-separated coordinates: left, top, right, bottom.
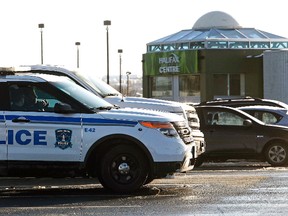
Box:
265, 142, 288, 166
99, 144, 149, 193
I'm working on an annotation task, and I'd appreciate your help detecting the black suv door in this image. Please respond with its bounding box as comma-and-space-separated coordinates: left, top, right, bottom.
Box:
196, 106, 261, 158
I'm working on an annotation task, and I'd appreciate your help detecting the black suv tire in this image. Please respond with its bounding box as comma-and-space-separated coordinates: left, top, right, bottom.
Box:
265, 142, 288, 166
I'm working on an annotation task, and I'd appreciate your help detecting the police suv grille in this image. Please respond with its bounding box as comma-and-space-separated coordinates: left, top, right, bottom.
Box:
172, 121, 193, 144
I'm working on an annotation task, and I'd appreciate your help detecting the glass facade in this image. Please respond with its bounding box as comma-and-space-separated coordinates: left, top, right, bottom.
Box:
147, 28, 288, 52
179, 75, 200, 97
151, 76, 172, 97
213, 74, 244, 98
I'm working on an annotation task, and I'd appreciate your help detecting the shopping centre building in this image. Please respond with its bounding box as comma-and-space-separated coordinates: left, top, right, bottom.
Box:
142, 11, 288, 103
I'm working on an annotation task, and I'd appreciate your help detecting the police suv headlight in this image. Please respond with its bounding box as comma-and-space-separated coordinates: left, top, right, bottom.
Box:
158, 128, 178, 137
139, 121, 179, 137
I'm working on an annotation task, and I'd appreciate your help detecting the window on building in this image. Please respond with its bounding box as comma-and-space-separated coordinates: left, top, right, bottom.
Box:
207, 41, 228, 49
179, 75, 200, 97
151, 76, 172, 97
271, 42, 288, 49
190, 42, 205, 49
213, 74, 244, 98
229, 41, 249, 48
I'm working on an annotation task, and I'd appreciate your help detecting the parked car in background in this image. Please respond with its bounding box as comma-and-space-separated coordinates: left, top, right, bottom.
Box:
238, 105, 288, 126
195, 105, 288, 167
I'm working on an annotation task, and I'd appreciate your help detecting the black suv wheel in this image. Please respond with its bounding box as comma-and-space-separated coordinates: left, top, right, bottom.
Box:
265, 142, 288, 166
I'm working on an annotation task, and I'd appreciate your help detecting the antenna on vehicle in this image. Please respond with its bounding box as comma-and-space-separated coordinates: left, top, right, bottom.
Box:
121, 93, 124, 102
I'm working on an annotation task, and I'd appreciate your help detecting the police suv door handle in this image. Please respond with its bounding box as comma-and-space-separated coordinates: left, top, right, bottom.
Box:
12, 117, 30, 123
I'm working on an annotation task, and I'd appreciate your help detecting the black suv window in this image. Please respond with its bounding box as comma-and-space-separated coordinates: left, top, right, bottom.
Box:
244, 110, 282, 124
204, 110, 245, 126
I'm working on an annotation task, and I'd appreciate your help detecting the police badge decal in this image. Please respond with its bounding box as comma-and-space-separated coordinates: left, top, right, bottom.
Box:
55, 129, 72, 150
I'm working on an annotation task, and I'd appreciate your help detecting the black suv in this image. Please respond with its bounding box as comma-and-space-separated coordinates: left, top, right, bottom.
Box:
195, 105, 288, 167
197, 96, 288, 109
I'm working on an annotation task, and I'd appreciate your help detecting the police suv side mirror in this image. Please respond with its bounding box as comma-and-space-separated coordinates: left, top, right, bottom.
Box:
243, 119, 253, 127
54, 103, 73, 113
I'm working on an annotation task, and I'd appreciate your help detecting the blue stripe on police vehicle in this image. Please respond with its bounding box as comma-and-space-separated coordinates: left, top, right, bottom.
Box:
1, 115, 138, 146
82, 118, 138, 126
5, 115, 138, 126
5, 115, 81, 124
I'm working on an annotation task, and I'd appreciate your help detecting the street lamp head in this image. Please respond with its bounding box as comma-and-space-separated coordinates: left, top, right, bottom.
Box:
126, 71, 131, 75
75, 42, 81, 46
38, 23, 44, 64
38, 23, 44, 29
104, 20, 111, 26
118, 49, 123, 54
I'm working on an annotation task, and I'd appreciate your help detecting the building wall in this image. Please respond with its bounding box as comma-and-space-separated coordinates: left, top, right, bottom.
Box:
264, 50, 288, 104
199, 49, 263, 101
143, 49, 264, 102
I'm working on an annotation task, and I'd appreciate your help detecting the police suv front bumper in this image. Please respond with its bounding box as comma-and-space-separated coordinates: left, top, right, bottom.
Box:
152, 146, 195, 178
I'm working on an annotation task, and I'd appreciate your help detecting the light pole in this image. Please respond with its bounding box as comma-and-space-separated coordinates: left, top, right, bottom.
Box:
118, 49, 123, 93
75, 42, 81, 68
104, 20, 111, 84
38, 23, 44, 64
126, 71, 131, 96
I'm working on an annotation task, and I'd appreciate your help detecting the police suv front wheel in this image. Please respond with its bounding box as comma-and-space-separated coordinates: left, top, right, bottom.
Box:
99, 144, 149, 193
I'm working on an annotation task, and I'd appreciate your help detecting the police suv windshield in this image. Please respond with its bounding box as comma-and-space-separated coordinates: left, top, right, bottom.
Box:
51, 77, 114, 110
73, 71, 121, 97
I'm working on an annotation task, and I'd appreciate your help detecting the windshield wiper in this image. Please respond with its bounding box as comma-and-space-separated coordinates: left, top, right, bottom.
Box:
103, 93, 119, 97
95, 106, 114, 110
90, 105, 119, 112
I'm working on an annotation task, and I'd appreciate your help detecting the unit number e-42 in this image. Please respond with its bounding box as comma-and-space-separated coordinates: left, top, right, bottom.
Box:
84, 128, 96, 132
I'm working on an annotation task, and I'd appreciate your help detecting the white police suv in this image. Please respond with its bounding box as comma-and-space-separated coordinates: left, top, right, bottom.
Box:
16, 65, 205, 159
0, 69, 195, 193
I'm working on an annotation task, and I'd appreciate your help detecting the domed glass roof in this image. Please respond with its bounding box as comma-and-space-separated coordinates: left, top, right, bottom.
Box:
193, 11, 241, 30
147, 11, 288, 52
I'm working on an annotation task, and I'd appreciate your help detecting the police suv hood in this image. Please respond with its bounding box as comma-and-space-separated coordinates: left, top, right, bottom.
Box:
104, 96, 188, 114
98, 107, 185, 122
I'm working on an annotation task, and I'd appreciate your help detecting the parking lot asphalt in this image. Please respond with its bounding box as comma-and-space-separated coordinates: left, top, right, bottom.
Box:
0, 160, 271, 192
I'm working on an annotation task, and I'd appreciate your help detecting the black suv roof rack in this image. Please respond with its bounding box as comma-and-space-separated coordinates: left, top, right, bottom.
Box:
0, 66, 31, 76
197, 96, 287, 108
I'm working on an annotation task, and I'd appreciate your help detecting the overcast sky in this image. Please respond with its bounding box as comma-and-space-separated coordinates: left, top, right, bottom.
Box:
1, 0, 287, 78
